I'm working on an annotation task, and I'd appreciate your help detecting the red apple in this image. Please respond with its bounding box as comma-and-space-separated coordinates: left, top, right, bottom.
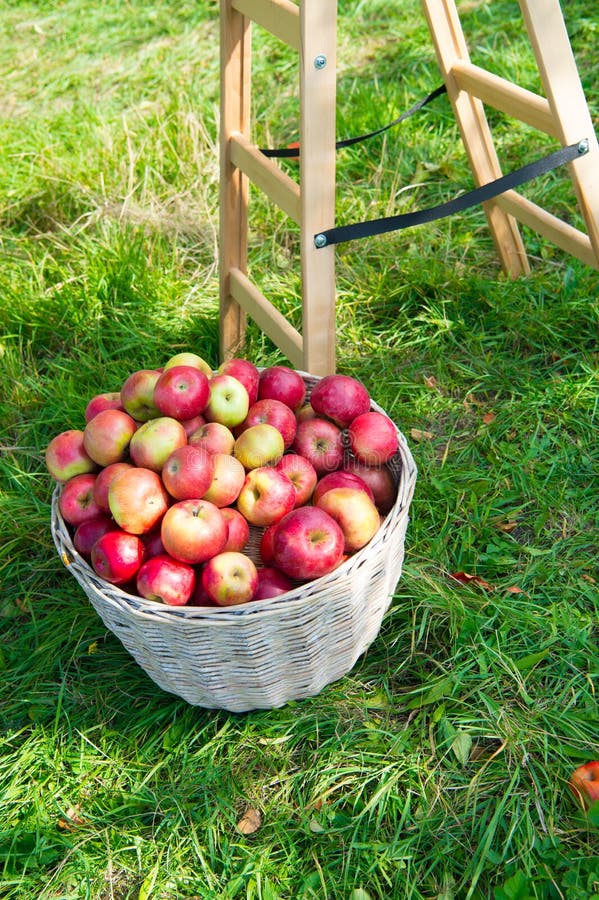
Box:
275, 453, 318, 507
313, 470, 374, 506
93, 462, 134, 513
342, 460, 397, 514
201, 452, 246, 506
129, 416, 187, 472
45, 429, 97, 482
120, 369, 161, 422
348, 411, 399, 466
236, 466, 296, 527
316, 487, 381, 552
153, 365, 210, 420
295, 403, 317, 423
254, 566, 295, 600
238, 398, 297, 449
108, 467, 170, 534
83, 408, 137, 467
58, 473, 102, 526
309, 374, 370, 427
258, 365, 306, 410
73, 514, 115, 558
162, 444, 214, 500
188, 421, 235, 456
218, 357, 260, 405
233, 423, 285, 470
272, 506, 345, 581
179, 414, 206, 438
259, 524, 278, 565
201, 551, 258, 606
84, 391, 123, 423
220, 507, 250, 552
569, 761, 599, 809
291, 418, 345, 474
136, 554, 196, 606
142, 527, 166, 558
160, 499, 227, 564
204, 374, 249, 428
163, 351, 212, 378
91, 530, 146, 585
188, 578, 217, 607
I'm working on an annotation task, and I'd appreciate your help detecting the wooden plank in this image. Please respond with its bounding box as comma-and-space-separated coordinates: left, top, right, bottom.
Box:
232, 0, 299, 50
229, 268, 304, 368
230, 131, 301, 223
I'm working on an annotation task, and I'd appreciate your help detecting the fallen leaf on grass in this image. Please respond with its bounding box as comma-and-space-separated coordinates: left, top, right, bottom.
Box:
450, 571, 494, 590
505, 585, 526, 594
236, 807, 262, 834
482, 412, 496, 425
497, 521, 518, 533
410, 428, 434, 441
423, 375, 438, 388
58, 804, 87, 831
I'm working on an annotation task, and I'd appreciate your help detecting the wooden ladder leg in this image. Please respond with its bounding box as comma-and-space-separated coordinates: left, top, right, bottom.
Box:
421, 0, 530, 276
220, 0, 251, 362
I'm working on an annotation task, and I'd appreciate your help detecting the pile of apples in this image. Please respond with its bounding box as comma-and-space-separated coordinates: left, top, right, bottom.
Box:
46, 352, 400, 607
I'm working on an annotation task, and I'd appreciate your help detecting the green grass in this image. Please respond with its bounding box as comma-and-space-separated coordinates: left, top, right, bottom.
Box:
1, 1, 598, 897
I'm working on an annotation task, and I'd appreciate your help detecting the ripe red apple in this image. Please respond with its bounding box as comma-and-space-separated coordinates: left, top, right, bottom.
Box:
163, 351, 212, 378
233, 423, 285, 470
179, 414, 206, 438
291, 418, 345, 474
162, 445, 214, 500
93, 462, 134, 513
83, 408, 137, 467
73, 514, 115, 558
142, 526, 166, 558
58, 473, 102, 526
316, 487, 381, 552
204, 373, 249, 428
258, 365, 306, 410
201, 551, 258, 606
108, 467, 170, 534
342, 460, 397, 514
259, 524, 278, 565
45, 429, 97, 482
218, 357, 260, 405
201, 452, 246, 506
136, 554, 196, 606
188, 421, 236, 456
220, 507, 250, 552
238, 398, 297, 449
153, 365, 210, 420
84, 391, 123, 423
348, 411, 399, 465
254, 566, 295, 600
313, 470, 374, 506
91, 530, 146, 585
272, 506, 345, 581
569, 761, 599, 809
309, 373, 370, 427
120, 369, 161, 422
129, 416, 187, 472
275, 453, 317, 507
188, 578, 217, 607
236, 466, 296, 527
160, 499, 227, 564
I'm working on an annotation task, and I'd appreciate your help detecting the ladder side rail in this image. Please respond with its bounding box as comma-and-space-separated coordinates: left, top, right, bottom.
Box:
230, 268, 304, 367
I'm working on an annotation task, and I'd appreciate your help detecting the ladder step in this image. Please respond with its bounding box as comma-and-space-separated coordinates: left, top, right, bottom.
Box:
232, 0, 299, 49
230, 132, 301, 223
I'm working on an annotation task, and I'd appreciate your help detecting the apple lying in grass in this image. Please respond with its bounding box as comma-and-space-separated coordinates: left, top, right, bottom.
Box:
569, 761, 599, 809
272, 506, 345, 581
160, 499, 227, 565
201, 551, 258, 606
136, 554, 196, 606
258, 365, 306, 410
58, 473, 102, 526
83, 408, 137, 467
108, 467, 170, 535
309, 373, 370, 427
45, 429, 97, 482
91, 530, 146, 585
153, 365, 210, 420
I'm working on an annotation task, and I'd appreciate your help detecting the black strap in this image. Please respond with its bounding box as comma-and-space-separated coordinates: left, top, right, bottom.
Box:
260, 84, 447, 159
314, 139, 590, 248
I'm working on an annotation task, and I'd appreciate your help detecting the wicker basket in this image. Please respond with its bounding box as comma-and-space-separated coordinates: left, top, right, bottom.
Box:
51, 372, 417, 712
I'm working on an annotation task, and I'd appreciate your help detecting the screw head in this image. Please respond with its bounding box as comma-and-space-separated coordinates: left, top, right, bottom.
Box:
314, 234, 327, 248
314, 55, 327, 70
578, 138, 589, 155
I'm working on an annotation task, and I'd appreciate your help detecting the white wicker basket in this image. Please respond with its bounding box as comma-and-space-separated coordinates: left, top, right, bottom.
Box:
51, 373, 417, 712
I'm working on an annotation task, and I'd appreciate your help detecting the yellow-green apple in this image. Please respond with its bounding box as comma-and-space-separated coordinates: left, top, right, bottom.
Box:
73, 514, 115, 559
254, 566, 295, 600
160, 499, 227, 564
258, 365, 306, 410
275, 453, 317, 507
120, 369, 161, 422
238, 398, 297, 449
236, 466, 296, 527
259, 524, 278, 565
218, 357, 260, 405
161, 444, 214, 500
347, 411, 398, 465
189, 421, 235, 456
83, 408, 137, 467
84, 391, 123, 423
295, 402, 317, 423
153, 365, 210, 420
58, 473, 102, 526
233, 423, 285, 470
129, 416, 187, 472
569, 761, 599, 809
309, 373, 370, 427
201, 452, 246, 506
272, 506, 345, 580
136, 554, 196, 606
316, 487, 381, 552
45, 429, 97, 482
108, 467, 170, 534
201, 551, 258, 606
313, 470, 374, 506
93, 462, 133, 513
163, 351, 212, 378
220, 507, 250, 552
91, 530, 146, 585
342, 460, 397, 514
204, 373, 249, 427
291, 418, 344, 474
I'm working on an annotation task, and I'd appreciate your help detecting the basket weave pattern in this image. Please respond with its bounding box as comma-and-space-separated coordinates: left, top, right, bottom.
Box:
51, 373, 417, 712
